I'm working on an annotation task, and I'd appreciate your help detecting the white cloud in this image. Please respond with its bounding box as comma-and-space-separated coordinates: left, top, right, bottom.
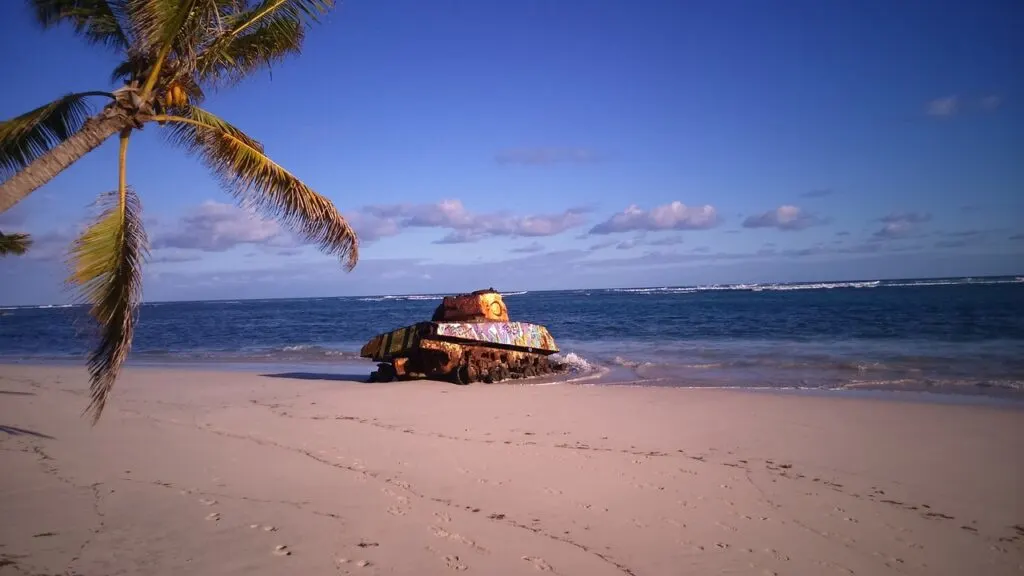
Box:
150, 198, 591, 252
873, 212, 931, 239
347, 211, 401, 242
589, 201, 718, 234
364, 199, 589, 244
742, 205, 824, 231
926, 96, 958, 117
154, 201, 282, 252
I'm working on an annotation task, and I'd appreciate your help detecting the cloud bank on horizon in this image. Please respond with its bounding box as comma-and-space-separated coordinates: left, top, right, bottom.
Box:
0, 0, 1021, 305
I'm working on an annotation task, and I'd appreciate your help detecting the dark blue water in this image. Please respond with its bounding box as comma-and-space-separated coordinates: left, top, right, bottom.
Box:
2, 276, 1023, 396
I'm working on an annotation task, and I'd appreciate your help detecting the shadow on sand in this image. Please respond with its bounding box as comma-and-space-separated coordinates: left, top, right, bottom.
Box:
0, 425, 55, 439
0, 390, 36, 396
260, 372, 373, 383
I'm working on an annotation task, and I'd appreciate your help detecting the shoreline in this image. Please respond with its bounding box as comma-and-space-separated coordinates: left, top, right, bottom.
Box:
2, 359, 1022, 409
2, 363, 1022, 575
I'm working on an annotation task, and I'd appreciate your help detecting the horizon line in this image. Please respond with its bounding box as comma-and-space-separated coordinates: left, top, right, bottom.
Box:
3, 273, 1020, 309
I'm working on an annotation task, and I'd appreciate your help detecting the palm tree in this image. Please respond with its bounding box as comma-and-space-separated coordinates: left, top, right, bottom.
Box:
0, 231, 32, 255
0, 0, 359, 424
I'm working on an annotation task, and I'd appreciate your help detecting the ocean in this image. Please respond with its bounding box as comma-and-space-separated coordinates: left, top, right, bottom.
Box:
2, 276, 1023, 398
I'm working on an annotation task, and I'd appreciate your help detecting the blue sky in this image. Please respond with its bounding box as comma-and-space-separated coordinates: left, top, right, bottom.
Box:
1, 0, 1022, 305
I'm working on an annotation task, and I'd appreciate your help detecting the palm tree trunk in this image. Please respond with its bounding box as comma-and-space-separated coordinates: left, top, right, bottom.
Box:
0, 109, 131, 213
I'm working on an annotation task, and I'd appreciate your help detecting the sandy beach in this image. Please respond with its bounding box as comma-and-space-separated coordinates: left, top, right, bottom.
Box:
1, 364, 1021, 576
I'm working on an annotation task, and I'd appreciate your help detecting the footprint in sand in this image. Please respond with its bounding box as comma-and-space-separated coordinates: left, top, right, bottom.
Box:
387, 505, 407, 516
430, 525, 452, 539
272, 545, 291, 557
429, 526, 486, 552
382, 488, 411, 505
199, 498, 217, 506
715, 522, 738, 532
444, 555, 468, 571
522, 556, 553, 572
206, 512, 221, 521
434, 512, 452, 523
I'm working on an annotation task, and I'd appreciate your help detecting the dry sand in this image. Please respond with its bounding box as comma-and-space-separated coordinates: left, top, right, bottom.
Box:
1, 364, 1022, 576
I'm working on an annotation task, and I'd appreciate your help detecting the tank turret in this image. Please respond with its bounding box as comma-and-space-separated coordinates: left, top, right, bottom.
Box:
431, 288, 509, 322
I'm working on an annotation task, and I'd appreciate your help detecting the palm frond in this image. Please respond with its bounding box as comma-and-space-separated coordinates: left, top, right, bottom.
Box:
0, 91, 112, 182
197, 9, 305, 86
0, 231, 33, 256
158, 107, 358, 269
65, 188, 149, 424
229, 0, 334, 35
128, 0, 196, 52
196, 0, 335, 87
109, 49, 151, 84
31, 0, 131, 50
132, 0, 221, 95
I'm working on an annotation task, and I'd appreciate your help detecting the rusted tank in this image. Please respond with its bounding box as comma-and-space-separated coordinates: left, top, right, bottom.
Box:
360, 289, 562, 384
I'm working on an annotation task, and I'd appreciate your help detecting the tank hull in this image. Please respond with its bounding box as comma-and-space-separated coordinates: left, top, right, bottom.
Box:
360, 321, 561, 384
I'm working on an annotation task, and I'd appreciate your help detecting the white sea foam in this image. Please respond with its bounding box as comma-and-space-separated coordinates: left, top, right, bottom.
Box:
550, 351, 589, 370
358, 291, 528, 302
611, 356, 654, 368
609, 277, 1020, 295
358, 294, 444, 302
543, 351, 610, 385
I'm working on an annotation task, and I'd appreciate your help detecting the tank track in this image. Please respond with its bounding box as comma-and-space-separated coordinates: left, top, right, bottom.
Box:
369, 343, 562, 384
453, 345, 559, 384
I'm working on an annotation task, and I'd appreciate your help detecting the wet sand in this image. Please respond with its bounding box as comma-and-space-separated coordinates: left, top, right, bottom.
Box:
1, 364, 1022, 575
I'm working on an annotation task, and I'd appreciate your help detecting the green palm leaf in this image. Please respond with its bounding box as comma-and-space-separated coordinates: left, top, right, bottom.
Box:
0, 231, 33, 256
158, 107, 358, 270
197, 0, 335, 87
31, 0, 132, 50
130, 0, 199, 52
66, 187, 149, 424
0, 91, 113, 182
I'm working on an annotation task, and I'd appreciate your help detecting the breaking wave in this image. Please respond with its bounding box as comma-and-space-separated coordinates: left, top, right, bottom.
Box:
357, 290, 528, 303
548, 352, 609, 384
357, 294, 444, 302
609, 276, 1022, 295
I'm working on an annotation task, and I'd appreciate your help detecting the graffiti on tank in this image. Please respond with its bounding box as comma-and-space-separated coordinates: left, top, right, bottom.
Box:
435, 322, 557, 351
